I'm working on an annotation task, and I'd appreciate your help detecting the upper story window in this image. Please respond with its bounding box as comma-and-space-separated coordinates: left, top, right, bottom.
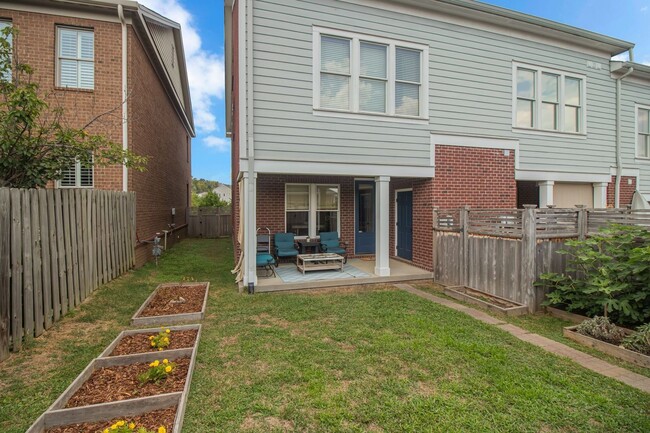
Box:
513, 63, 586, 134
58, 157, 93, 188
638, 105, 650, 159
56, 26, 94, 90
0, 20, 12, 82
314, 27, 428, 121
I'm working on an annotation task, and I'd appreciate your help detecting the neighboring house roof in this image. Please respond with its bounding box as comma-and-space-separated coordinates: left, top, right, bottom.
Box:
22, 0, 195, 136
212, 184, 232, 194
611, 61, 650, 84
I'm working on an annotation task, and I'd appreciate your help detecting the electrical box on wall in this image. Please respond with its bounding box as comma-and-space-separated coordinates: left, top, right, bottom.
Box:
171, 208, 176, 215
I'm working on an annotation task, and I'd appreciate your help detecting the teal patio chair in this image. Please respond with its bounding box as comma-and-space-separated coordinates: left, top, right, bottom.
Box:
257, 229, 277, 277
319, 231, 348, 263
274, 232, 299, 262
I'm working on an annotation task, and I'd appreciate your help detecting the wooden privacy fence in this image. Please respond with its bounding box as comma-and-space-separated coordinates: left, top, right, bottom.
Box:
433, 206, 650, 312
0, 188, 136, 361
188, 207, 232, 238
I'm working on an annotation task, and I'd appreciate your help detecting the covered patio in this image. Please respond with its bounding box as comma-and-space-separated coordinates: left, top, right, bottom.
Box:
254, 258, 432, 293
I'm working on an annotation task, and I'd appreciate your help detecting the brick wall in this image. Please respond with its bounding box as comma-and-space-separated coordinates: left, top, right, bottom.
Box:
607, 175, 637, 207
128, 27, 191, 266
433, 145, 517, 208
0, 8, 192, 267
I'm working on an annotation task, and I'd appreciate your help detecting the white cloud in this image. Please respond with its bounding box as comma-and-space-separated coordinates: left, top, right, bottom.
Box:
139, 0, 224, 133
203, 135, 231, 152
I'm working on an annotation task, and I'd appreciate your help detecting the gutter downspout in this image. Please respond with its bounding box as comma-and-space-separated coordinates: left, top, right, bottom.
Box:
615, 58, 634, 208
118, 5, 129, 192
245, 0, 256, 292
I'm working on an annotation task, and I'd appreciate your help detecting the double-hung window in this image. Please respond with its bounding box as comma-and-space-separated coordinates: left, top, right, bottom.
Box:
638, 105, 650, 159
59, 157, 93, 188
56, 26, 94, 90
314, 27, 428, 120
514, 63, 585, 134
0, 20, 12, 82
285, 184, 340, 237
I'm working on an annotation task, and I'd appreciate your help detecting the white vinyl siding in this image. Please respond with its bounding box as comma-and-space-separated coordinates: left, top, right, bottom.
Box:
637, 105, 650, 159
513, 63, 586, 134
57, 27, 94, 90
285, 184, 340, 238
313, 26, 428, 120
59, 159, 93, 188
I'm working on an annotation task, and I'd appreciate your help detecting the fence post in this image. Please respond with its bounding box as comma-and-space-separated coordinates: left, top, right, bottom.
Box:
576, 206, 587, 240
0, 189, 10, 361
521, 205, 537, 313
431, 207, 438, 280
459, 206, 470, 287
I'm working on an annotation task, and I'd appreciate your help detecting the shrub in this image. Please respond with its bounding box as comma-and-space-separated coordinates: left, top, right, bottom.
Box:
622, 323, 650, 355
138, 359, 176, 384
575, 316, 626, 345
540, 224, 650, 326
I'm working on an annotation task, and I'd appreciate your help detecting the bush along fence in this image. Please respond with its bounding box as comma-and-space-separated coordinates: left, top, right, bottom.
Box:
188, 206, 231, 238
0, 188, 136, 361
433, 206, 650, 313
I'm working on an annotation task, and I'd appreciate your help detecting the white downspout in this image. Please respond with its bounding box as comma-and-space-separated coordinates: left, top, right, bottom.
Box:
615, 60, 633, 208
118, 5, 128, 192
245, 0, 257, 290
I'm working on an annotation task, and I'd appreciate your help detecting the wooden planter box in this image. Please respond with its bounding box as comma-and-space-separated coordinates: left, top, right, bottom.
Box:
444, 285, 528, 316
131, 282, 210, 326
563, 325, 650, 368
545, 306, 589, 324
26, 326, 201, 433
99, 324, 201, 362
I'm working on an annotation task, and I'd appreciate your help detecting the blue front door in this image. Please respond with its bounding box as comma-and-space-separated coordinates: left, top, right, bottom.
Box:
396, 190, 413, 260
355, 181, 375, 254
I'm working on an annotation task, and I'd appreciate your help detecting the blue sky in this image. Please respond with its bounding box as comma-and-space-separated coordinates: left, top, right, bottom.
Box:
140, 0, 650, 185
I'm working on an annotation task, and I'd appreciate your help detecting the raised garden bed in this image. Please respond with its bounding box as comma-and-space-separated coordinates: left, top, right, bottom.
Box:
45, 407, 176, 433
545, 306, 589, 324
443, 285, 528, 316
131, 282, 210, 326
563, 325, 650, 368
26, 325, 202, 433
100, 324, 201, 361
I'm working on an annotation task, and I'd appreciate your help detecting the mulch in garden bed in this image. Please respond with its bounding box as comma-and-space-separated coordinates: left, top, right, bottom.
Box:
139, 284, 207, 317
45, 407, 177, 433
109, 329, 199, 356
65, 358, 190, 408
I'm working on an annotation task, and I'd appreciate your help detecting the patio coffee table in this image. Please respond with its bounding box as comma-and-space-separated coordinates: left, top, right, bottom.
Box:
296, 253, 344, 275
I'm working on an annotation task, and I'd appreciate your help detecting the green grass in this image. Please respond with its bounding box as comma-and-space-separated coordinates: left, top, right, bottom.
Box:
1, 239, 649, 433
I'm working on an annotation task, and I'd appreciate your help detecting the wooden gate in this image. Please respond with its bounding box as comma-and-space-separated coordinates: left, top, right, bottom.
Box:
188, 207, 231, 238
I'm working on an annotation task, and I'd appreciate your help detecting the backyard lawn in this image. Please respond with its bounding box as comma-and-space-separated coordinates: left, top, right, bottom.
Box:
1, 238, 649, 433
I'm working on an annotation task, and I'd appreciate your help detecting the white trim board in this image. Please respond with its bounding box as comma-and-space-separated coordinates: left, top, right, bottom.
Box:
515, 170, 611, 183
430, 133, 520, 175
243, 159, 434, 178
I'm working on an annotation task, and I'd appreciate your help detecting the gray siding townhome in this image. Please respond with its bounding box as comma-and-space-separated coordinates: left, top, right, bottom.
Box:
224, 0, 650, 290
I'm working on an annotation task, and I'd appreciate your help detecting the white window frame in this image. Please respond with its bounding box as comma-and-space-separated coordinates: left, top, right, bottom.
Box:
56, 26, 94, 90
636, 104, 650, 160
512, 62, 587, 136
0, 20, 12, 82
285, 183, 340, 238
313, 26, 429, 123
57, 159, 94, 189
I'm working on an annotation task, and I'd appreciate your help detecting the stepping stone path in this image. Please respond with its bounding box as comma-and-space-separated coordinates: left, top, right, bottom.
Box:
396, 283, 650, 394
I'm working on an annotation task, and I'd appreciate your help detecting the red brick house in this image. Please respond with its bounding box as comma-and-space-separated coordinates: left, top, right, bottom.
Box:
1, 0, 195, 266
225, 0, 650, 290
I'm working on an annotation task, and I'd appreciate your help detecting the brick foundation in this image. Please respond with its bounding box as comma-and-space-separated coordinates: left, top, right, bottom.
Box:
607, 175, 637, 208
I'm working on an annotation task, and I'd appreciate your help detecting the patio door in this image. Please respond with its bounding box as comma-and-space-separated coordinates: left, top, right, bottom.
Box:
396, 190, 413, 260
355, 180, 375, 254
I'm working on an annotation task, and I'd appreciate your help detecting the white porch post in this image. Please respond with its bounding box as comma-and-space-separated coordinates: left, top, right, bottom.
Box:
242, 172, 258, 287
538, 180, 554, 208
374, 176, 390, 276
593, 182, 607, 208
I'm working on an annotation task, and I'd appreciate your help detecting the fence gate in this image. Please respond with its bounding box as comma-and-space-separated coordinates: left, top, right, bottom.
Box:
188, 207, 231, 238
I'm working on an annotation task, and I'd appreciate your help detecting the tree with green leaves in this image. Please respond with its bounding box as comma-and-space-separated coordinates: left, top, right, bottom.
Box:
0, 26, 147, 189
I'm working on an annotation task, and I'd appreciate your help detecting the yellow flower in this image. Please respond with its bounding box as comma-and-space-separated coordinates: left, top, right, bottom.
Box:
153, 360, 160, 367
158, 427, 167, 433
129, 422, 135, 429
165, 365, 172, 373
149, 335, 154, 340
117, 421, 125, 427
111, 425, 118, 430
158, 347, 163, 351
163, 359, 169, 364
151, 342, 155, 347
164, 338, 169, 343
149, 362, 155, 367
165, 329, 171, 334
103, 429, 109, 433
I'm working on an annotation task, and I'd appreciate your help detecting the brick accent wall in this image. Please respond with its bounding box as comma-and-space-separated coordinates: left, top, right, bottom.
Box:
1, 7, 192, 267
433, 145, 517, 208
607, 175, 637, 208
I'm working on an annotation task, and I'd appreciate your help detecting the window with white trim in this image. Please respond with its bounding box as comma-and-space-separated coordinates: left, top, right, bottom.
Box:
314, 27, 428, 119
285, 184, 339, 237
56, 26, 94, 89
59, 158, 93, 188
514, 63, 585, 133
0, 20, 12, 82
638, 106, 650, 158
